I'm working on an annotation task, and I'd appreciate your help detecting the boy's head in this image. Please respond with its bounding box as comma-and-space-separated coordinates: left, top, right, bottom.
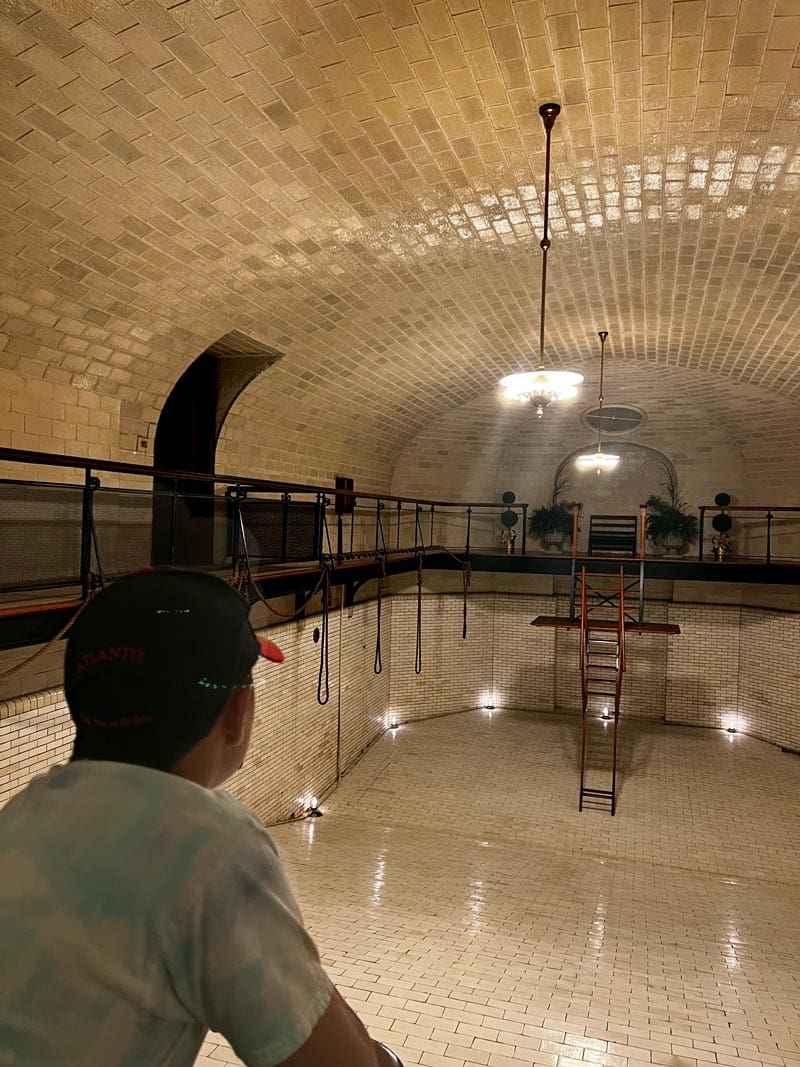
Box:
64, 570, 283, 786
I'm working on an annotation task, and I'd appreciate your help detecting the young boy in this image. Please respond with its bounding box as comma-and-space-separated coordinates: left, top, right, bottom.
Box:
0, 570, 397, 1066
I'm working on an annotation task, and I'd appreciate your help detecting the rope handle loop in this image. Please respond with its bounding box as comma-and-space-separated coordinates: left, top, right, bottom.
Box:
0, 580, 98, 682
462, 559, 472, 641
414, 553, 423, 675
373, 556, 386, 675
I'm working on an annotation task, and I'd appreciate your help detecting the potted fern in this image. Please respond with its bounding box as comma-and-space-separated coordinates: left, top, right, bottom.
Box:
529, 476, 580, 553
645, 467, 698, 555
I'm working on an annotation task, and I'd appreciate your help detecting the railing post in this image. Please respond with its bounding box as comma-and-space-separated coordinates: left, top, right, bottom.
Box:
281, 492, 290, 563
321, 494, 331, 563
698, 506, 705, 561
466, 505, 472, 554
571, 503, 579, 557
375, 499, 381, 553
396, 501, 401, 552
639, 503, 647, 559
521, 503, 527, 555
227, 484, 247, 578
766, 509, 772, 565
429, 504, 434, 548
169, 478, 178, 565
80, 469, 100, 599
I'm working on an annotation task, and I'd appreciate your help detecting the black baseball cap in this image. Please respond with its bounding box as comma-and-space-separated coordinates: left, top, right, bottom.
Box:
65, 569, 283, 739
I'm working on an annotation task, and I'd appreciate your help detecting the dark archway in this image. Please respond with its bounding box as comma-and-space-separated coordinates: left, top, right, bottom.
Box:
152, 332, 282, 565
555, 443, 676, 554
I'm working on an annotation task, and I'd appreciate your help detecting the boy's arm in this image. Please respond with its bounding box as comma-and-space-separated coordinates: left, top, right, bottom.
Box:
182, 823, 397, 1067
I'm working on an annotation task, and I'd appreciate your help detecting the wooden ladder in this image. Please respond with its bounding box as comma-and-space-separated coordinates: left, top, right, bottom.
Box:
578, 566, 627, 815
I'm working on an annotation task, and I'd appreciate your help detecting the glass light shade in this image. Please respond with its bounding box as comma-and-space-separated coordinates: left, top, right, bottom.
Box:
500, 370, 584, 416
575, 450, 620, 473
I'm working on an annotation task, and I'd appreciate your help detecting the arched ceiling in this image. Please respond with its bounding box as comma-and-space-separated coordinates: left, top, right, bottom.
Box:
1, 0, 799, 489
391, 363, 800, 503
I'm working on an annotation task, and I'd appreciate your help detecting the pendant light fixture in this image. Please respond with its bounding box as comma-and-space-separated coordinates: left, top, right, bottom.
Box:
500, 102, 583, 417
576, 330, 620, 474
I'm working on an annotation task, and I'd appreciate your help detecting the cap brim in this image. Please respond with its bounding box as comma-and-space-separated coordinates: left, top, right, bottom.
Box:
257, 636, 284, 663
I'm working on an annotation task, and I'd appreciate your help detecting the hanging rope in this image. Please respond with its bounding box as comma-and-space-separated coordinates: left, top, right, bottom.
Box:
376, 502, 388, 557
373, 557, 385, 675
316, 565, 331, 705
0, 589, 96, 682
324, 514, 335, 560
228, 499, 329, 621
414, 506, 427, 556
247, 567, 328, 621
414, 553, 423, 675
462, 559, 472, 640
232, 548, 332, 700
424, 543, 471, 642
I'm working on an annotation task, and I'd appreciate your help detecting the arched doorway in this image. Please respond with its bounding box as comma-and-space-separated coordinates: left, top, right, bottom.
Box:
555, 443, 676, 553
152, 332, 282, 565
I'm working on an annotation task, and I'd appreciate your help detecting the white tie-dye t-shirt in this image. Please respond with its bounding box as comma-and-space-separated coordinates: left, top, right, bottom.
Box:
0, 761, 333, 1066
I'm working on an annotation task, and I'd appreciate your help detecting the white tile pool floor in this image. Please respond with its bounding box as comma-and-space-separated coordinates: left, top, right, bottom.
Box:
199, 709, 800, 1067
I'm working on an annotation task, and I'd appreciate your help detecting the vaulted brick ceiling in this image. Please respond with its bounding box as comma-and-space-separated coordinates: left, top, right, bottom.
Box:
1, 0, 799, 487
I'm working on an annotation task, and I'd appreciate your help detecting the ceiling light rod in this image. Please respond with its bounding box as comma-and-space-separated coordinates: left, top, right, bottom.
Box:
576, 330, 620, 473
596, 328, 608, 449
537, 102, 558, 372
500, 103, 583, 417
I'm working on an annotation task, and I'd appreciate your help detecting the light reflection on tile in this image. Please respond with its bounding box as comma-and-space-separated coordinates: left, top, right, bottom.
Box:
198, 710, 800, 1067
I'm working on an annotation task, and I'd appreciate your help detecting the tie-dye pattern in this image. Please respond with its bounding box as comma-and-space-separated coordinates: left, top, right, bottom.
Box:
0, 761, 333, 1066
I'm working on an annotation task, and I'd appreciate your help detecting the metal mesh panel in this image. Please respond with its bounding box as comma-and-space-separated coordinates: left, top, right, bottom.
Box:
284, 502, 320, 560
211, 497, 233, 568
151, 489, 231, 570
93, 490, 153, 578
0, 481, 83, 591
240, 498, 320, 563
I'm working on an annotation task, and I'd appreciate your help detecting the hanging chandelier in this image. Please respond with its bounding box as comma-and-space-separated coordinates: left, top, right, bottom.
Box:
500, 102, 583, 417
576, 330, 620, 474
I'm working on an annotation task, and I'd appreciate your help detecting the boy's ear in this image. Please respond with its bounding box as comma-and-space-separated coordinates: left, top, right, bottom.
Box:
222, 686, 252, 747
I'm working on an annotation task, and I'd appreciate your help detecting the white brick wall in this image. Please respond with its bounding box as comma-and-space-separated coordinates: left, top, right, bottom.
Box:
2, 595, 799, 822
738, 607, 800, 751
665, 603, 741, 730
663, 601, 800, 754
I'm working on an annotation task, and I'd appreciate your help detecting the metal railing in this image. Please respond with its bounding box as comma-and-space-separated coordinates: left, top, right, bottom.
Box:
0, 447, 527, 598
2, 447, 797, 606
564, 502, 800, 564
698, 505, 800, 565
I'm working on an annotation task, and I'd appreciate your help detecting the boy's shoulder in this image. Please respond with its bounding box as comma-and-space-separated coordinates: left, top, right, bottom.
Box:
6, 761, 273, 869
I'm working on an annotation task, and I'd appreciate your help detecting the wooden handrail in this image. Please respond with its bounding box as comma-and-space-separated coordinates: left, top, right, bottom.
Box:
0, 598, 82, 619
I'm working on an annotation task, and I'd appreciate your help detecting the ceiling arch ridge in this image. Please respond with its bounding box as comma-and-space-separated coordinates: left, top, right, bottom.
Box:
390, 371, 799, 508
218, 318, 800, 474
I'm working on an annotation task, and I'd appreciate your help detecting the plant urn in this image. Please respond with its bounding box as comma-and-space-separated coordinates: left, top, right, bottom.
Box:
542, 529, 566, 552
659, 530, 685, 555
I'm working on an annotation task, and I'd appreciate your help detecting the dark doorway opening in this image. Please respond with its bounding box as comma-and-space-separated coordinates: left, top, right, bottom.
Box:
152, 333, 282, 566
